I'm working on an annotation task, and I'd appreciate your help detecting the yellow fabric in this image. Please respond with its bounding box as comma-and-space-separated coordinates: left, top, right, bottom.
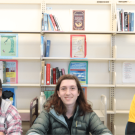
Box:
128, 95, 135, 123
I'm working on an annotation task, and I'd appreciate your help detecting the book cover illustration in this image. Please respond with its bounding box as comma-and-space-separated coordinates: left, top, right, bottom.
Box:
68, 61, 88, 84
0, 34, 18, 57
5, 60, 18, 84
72, 10, 85, 30
70, 35, 86, 58
2, 87, 16, 107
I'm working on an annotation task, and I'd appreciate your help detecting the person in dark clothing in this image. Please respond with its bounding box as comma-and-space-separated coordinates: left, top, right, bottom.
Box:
26, 74, 112, 135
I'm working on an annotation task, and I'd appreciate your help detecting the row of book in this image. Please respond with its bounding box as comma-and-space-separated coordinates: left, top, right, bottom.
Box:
41, 36, 51, 57
41, 62, 66, 85
117, 9, 134, 31
42, 13, 62, 31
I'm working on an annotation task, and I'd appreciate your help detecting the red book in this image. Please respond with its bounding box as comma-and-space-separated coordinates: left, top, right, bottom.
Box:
53, 68, 56, 84
61, 68, 65, 75
46, 64, 50, 85
49, 14, 58, 31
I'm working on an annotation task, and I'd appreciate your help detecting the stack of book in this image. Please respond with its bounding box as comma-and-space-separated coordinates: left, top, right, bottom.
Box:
41, 62, 66, 85
42, 13, 62, 31
117, 8, 134, 31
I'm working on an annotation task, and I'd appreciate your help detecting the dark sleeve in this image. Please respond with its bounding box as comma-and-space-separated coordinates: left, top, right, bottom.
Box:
125, 122, 135, 135
89, 112, 112, 135
26, 110, 50, 135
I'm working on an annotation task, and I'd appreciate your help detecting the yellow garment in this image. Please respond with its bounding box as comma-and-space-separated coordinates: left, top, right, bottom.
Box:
128, 95, 135, 123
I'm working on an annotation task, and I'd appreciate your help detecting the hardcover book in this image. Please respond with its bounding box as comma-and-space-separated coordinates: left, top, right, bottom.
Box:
72, 10, 85, 30
70, 35, 86, 58
2, 87, 16, 107
46, 40, 51, 57
68, 61, 88, 84
46, 63, 50, 85
0, 61, 6, 83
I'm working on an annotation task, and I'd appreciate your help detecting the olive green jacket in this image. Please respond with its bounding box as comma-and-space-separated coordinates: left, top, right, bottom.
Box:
26, 105, 112, 135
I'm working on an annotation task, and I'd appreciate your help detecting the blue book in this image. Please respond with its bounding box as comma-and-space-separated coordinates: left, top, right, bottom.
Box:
48, 14, 54, 31
2, 87, 16, 107
41, 36, 46, 57
131, 12, 134, 31
44, 13, 48, 31
46, 40, 51, 57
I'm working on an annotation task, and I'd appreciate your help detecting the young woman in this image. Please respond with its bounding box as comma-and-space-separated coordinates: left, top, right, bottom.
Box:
0, 79, 22, 135
26, 74, 112, 135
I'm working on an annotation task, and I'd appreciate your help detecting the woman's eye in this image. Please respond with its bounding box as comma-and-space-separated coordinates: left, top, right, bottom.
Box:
71, 87, 75, 90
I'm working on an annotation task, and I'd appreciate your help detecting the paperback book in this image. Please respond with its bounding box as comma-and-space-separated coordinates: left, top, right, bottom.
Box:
68, 61, 88, 84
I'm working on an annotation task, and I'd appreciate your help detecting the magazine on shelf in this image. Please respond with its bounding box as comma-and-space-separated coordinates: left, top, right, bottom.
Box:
68, 61, 88, 84
70, 35, 86, 58
0, 34, 18, 58
2, 87, 16, 107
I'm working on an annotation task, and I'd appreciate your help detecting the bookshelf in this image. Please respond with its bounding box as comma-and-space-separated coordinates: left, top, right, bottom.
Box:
0, 0, 134, 134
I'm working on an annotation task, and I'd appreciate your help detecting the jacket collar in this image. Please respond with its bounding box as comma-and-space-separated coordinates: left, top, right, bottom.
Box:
49, 105, 79, 126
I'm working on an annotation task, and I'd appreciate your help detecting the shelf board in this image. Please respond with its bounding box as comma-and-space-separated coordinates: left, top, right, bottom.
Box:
116, 84, 135, 87
2, 84, 40, 87
0, 31, 41, 34
116, 110, 129, 114
117, 1, 135, 5
45, 0, 112, 5
107, 110, 115, 114
42, 57, 115, 61
42, 31, 115, 34
116, 58, 135, 61
0, 0, 41, 4
0, 57, 40, 60
42, 84, 115, 88
117, 32, 135, 35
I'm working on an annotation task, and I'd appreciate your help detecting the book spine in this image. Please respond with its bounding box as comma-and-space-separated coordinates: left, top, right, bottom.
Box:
131, 12, 134, 31
53, 68, 56, 84
119, 10, 122, 31
46, 63, 50, 85
48, 14, 54, 31
0, 61, 3, 83
44, 66, 46, 85
53, 15, 60, 31
41, 36, 44, 57
56, 67, 60, 83
121, 9, 124, 31
41, 61, 45, 85
49, 14, 58, 31
61, 68, 65, 75
51, 68, 53, 84
50, 68, 51, 84
124, 12, 128, 31
44, 13, 48, 31
128, 12, 130, 31
46, 40, 51, 57
59, 70, 62, 77
117, 9, 120, 31
41, 13, 44, 31
3, 61, 6, 83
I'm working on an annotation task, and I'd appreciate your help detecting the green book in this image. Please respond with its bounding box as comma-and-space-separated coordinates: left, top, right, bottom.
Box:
48, 91, 52, 98
44, 91, 48, 99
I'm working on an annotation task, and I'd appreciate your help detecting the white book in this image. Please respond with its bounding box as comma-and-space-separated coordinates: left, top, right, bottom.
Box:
0, 61, 3, 83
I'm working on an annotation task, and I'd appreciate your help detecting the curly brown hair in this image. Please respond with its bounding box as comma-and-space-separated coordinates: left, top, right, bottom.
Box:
44, 74, 93, 116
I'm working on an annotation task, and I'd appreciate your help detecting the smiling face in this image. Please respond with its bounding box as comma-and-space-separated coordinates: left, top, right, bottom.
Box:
57, 79, 80, 107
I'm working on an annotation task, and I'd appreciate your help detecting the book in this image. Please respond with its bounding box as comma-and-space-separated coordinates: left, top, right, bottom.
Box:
82, 87, 87, 99
59, 70, 62, 77
41, 36, 46, 57
124, 12, 128, 31
131, 12, 134, 31
41, 61, 45, 85
68, 61, 88, 84
51, 68, 53, 84
41, 13, 44, 31
49, 14, 57, 31
53, 68, 56, 84
0, 34, 18, 58
0, 61, 6, 83
5, 60, 18, 84
2, 87, 16, 107
46, 40, 51, 57
61, 68, 65, 75
44, 65, 46, 85
44, 13, 48, 31
72, 10, 85, 30
70, 35, 86, 58
53, 15, 60, 31
46, 63, 50, 85
56, 67, 60, 83
48, 14, 54, 31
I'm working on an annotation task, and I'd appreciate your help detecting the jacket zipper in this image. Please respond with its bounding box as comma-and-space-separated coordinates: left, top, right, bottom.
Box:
49, 113, 70, 133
